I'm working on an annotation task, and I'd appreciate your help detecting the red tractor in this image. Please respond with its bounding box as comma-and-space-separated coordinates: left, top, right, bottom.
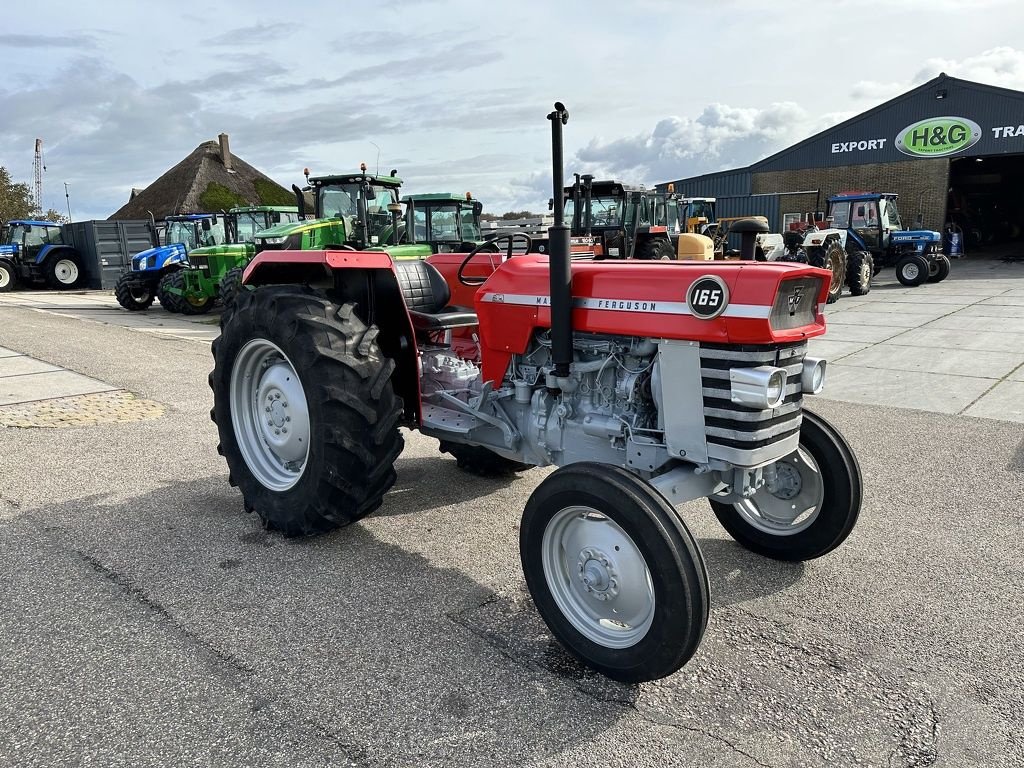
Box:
210, 103, 862, 683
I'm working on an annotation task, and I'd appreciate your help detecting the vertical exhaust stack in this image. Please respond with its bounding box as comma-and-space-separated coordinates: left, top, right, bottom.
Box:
547, 102, 572, 380
218, 133, 233, 172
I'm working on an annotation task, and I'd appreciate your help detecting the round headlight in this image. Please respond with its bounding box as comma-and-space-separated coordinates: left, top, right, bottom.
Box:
801, 357, 827, 395
766, 370, 786, 408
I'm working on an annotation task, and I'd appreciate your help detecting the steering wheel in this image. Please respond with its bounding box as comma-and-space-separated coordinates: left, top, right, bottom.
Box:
457, 232, 533, 286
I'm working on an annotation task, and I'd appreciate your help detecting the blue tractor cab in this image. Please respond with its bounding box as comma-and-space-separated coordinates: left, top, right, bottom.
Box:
0, 219, 86, 290
826, 193, 949, 286
121, 214, 224, 307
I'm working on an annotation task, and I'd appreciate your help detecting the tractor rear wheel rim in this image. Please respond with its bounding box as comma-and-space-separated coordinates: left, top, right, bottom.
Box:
229, 338, 310, 491
55, 259, 78, 284
0, 267, 9, 288
734, 446, 824, 535
541, 506, 655, 648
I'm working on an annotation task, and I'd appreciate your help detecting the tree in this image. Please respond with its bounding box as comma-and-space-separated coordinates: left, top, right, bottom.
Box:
0, 166, 35, 223
0, 167, 66, 223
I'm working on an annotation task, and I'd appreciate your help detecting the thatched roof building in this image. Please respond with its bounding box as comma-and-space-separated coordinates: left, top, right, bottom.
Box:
108, 134, 293, 220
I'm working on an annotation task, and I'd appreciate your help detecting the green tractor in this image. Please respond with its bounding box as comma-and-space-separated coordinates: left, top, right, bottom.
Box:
403, 193, 487, 252
157, 206, 300, 314
251, 165, 431, 263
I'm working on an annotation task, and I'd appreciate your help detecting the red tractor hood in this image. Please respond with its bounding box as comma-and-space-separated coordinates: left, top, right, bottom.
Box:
474, 256, 829, 383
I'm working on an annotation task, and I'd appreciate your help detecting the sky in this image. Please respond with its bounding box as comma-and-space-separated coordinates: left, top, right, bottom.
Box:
3, 0, 1024, 220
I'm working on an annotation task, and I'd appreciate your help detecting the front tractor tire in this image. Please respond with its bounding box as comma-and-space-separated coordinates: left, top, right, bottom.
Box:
210, 287, 404, 536
846, 250, 873, 296
219, 266, 245, 308
521, 463, 709, 683
161, 269, 213, 315
895, 253, 929, 287
114, 272, 155, 310
927, 254, 951, 283
809, 241, 846, 303
709, 410, 862, 562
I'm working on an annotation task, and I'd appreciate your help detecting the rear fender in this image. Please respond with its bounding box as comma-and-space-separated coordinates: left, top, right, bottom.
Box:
244, 249, 421, 423
36, 244, 77, 265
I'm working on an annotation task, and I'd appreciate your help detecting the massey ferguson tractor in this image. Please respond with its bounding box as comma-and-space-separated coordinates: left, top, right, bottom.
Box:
210, 103, 862, 683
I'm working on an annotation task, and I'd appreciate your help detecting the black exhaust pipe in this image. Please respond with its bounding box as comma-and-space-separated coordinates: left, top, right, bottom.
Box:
292, 184, 306, 221
548, 102, 572, 380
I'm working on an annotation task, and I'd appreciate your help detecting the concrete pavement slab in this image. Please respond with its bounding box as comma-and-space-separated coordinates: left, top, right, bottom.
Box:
0, 370, 117, 406
835, 301, 964, 317
883, 326, 1017, 353
928, 314, 1024, 333
951, 303, 1024, 318
874, 293, 997, 305
806, 339, 871, 360
820, 323, 910, 343
0, 355, 61, 377
827, 311, 933, 328
820, 364, 995, 414
1010, 365, 1024, 382
978, 295, 1024, 306
964, 380, 1024, 423
0, 346, 23, 358
838, 344, 1024, 379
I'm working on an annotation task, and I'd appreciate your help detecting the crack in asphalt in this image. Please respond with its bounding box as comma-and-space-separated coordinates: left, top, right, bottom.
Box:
73, 549, 257, 677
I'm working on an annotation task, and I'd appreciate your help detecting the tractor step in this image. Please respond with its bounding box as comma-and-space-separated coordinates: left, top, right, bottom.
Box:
420, 404, 480, 434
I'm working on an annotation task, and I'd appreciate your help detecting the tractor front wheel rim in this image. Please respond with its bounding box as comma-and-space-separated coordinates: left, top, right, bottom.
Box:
734, 446, 825, 535
541, 506, 655, 648
229, 338, 311, 491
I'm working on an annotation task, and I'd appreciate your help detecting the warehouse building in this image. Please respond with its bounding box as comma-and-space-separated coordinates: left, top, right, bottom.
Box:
659, 74, 1024, 248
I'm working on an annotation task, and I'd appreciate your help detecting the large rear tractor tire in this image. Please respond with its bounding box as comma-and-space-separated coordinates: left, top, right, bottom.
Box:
635, 238, 675, 261
895, 254, 929, 286
439, 441, 531, 476
521, 463, 709, 682
709, 410, 862, 561
219, 267, 245, 308
162, 269, 213, 315
810, 241, 846, 303
927, 254, 951, 283
846, 250, 873, 297
114, 272, 155, 310
44, 254, 84, 290
210, 287, 404, 536
0, 259, 17, 292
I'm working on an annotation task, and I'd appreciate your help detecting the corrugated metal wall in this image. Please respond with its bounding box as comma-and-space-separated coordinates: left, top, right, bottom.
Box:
656, 170, 751, 198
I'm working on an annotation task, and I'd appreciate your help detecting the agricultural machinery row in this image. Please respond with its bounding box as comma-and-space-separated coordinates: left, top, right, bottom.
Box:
207, 103, 864, 683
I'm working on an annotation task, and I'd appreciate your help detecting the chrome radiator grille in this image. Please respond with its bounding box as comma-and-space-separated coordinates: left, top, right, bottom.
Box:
699, 342, 806, 465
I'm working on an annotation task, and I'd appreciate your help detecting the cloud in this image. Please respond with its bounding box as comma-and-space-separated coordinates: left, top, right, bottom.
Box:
573, 101, 823, 182
851, 47, 1024, 104
204, 23, 297, 46
0, 33, 94, 49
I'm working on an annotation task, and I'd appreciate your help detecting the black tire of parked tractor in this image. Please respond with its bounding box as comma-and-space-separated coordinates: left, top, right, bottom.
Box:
895, 253, 929, 287
846, 251, 873, 296
927, 254, 951, 283
809, 241, 846, 303
162, 269, 213, 315
157, 270, 183, 312
219, 267, 244, 308
439, 441, 532, 475
709, 410, 862, 562
0, 259, 17, 292
210, 287, 404, 536
44, 254, 84, 290
635, 238, 675, 260
114, 272, 155, 310
520, 463, 709, 683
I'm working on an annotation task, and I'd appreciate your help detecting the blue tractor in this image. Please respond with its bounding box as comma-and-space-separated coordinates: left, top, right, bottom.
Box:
826, 193, 950, 287
114, 214, 224, 310
0, 219, 85, 290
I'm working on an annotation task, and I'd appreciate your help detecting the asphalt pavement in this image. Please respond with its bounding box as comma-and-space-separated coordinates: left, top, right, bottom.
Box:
1, 267, 1022, 767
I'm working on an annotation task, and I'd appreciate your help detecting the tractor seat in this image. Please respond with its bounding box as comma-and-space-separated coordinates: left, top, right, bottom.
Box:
393, 260, 478, 331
